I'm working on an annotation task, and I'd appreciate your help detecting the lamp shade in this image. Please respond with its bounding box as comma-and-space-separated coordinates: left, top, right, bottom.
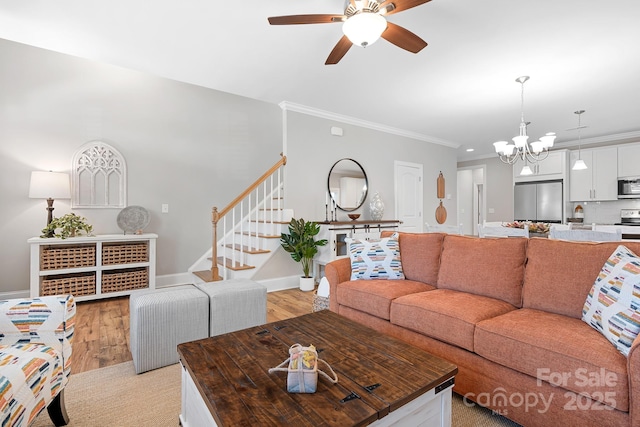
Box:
572, 159, 588, 171
520, 165, 534, 176
342, 12, 387, 47
29, 171, 71, 199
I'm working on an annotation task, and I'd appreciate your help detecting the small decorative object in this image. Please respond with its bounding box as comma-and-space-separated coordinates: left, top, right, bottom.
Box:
41, 213, 93, 239
435, 172, 447, 224
325, 191, 329, 222
268, 343, 338, 393
369, 192, 384, 221
280, 218, 328, 291
347, 213, 360, 221
574, 204, 584, 219
117, 205, 150, 234
504, 221, 550, 234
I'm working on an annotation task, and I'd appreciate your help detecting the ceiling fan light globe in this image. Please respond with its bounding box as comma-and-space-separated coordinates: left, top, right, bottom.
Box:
342, 12, 387, 47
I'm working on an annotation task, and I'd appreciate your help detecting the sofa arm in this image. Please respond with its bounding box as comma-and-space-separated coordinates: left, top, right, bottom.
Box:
325, 258, 351, 312
0, 295, 76, 377
628, 333, 640, 426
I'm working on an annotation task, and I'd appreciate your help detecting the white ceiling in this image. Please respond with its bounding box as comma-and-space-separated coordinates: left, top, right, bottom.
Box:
1, 0, 639, 161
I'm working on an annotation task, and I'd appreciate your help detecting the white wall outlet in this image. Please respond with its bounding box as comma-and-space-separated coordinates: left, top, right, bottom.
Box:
488, 208, 495, 214
161, 204, 169, 213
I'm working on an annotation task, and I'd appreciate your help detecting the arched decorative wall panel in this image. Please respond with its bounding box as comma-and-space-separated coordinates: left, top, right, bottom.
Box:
71, 141, 127, 208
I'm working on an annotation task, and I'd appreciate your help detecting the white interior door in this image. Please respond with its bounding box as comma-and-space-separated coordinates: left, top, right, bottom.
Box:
395, 161, 423, 232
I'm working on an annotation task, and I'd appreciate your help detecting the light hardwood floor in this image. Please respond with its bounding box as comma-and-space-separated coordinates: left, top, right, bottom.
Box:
72, 288, 315, 374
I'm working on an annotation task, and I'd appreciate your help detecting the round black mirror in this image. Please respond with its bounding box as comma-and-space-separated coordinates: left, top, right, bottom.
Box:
327, 158, 368, 212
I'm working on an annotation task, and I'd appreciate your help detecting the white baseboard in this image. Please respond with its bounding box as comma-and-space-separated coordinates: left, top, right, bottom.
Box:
0, 290, 30, 300
6, 274, 302, 301
156, 273, 193, 288
256, 276, 301, 293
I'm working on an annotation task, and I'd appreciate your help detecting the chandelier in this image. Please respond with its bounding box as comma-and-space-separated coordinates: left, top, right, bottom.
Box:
493, 76, 556, 175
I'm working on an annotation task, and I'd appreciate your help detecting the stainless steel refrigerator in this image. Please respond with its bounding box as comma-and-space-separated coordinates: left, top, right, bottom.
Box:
514, 180, 563, 223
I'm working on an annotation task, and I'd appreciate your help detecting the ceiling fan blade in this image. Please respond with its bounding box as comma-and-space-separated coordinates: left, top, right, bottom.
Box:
268, 14, 345, 25
325, 36, 353, 65
380, 0, 431, 15
381, 22, 427, 53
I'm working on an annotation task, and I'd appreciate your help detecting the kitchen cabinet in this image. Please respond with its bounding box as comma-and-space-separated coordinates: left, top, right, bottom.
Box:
569, 147, 618, 201
513, 150, 566, 182
29, 234, 157, 301
618, 143, 640, 178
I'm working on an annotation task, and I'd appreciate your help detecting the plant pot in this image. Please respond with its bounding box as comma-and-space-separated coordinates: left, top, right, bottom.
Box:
299, 277, 315, 292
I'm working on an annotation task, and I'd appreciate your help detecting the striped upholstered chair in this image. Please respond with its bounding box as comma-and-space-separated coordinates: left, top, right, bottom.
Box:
0, 295, 76, 426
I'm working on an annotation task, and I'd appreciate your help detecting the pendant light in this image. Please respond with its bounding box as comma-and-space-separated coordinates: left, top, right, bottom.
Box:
572, 110, 588, 171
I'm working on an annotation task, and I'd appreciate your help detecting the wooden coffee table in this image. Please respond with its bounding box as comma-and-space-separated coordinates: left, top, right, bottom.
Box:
178, 310, 457, 426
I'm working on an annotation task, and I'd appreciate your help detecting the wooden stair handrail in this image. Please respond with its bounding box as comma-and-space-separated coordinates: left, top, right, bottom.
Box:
209, 153, 287, 281
217, 153, 287, 219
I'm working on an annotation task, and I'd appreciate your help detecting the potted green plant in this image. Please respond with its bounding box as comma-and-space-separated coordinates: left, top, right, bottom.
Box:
41, 213, 93, 239
280, 218, 327, 291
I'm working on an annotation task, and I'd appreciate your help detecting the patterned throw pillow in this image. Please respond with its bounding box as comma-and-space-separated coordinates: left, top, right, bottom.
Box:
582, 245, 640, 357
347, 233, 404, 280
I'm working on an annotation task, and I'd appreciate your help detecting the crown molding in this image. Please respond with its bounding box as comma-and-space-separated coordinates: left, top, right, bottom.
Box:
279, 101, 460, 149
553, 130, 640, 149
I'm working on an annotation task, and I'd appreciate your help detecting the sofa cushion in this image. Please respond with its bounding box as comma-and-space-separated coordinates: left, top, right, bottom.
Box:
523, 239, 640, 318
391, 289, 516, 351
347, 234, 404, 280
582, 245, 640, 357
394, 232, 444, 284
336, 279, 434, 320
437, 235, 527, 307
475, 308, 628, 411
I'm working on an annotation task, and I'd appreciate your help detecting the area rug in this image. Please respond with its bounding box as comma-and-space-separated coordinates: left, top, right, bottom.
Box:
32, 361, 520, 426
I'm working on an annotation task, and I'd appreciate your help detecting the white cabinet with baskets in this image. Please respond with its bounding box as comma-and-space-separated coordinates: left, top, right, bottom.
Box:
29, 234, 157, 301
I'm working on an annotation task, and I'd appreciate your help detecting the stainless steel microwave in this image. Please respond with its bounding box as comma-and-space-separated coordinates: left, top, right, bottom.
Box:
618, 178, 640, 198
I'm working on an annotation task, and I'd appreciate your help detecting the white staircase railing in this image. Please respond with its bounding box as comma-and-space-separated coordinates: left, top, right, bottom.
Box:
208, 154, 287, 281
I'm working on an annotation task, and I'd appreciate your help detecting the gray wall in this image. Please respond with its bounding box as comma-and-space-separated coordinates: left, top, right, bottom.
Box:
284, 111, 458, 226
0, 39, 282, 294
458, 157, 514, 225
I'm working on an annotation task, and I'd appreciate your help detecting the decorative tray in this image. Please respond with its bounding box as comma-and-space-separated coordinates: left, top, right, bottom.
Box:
117, 206, 150, 234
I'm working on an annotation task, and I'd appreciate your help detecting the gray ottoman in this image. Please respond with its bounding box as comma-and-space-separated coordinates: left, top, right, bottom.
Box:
195, 279, 267, 336
130, 285, 209, 374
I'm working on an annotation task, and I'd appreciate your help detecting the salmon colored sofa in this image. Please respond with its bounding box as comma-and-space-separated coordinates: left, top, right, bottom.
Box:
325, 233, 640, 427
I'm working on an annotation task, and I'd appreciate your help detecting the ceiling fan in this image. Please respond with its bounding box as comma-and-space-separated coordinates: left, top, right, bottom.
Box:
268, 0, 431, 65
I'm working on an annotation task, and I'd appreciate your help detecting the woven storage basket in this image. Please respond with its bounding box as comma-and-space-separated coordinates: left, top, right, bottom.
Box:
102, 242, 148, 265
41, 273, 96, 297
41, 245, 96, 270
312, 291, 329, 312
102, 268, 149, 293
